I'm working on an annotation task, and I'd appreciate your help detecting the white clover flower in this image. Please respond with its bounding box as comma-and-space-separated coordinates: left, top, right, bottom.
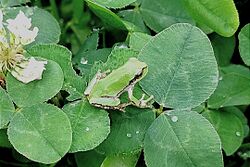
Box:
6, 11, 39, 45
11, 57, 47, 84
0, 10, 45, 84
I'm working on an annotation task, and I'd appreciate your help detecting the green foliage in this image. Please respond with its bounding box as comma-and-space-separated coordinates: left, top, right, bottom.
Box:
75, 150, 105, 167
96, 107, 155, 155
0, 0, 29, 7
63, 99, 110, 152
118, 9, 149, 33
101, 153, 140, 167
129, 32, 152, 51
144, 111, 223, 167
3, 7, 61, 45
7, 103, 72, 164
210, 33, 235, 66
239, 23, 250, 66
183, 0, 239, 37
208, 66, 250, 108
139, 23, 218, 109
140, 0, 194, 32
202, 107, 246, 155
0, 87, 15, 129
27, 44, 85, 101
0, 129, 12, 148
90, 0, 137, 9
6, 60, 64, 107
86, 0, 127, 30
0, 0, 249, 166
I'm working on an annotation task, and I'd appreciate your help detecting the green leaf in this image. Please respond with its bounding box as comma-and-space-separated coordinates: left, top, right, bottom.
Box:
0, 87, 15, 129
0, 129, 12, 148
139, 23, 218, 109
75, 150, 105, 167
3, 6, 61, 45
89, 0, 136, 9
101, 152, 140, 167
75, 48, 111, 77
0, 0, 29, 7
196, 22, 214, 34
202, 108, 245, 155
63, 99, 110, 153
140, 0, 194, 32
183, 0, 239, 37
7, 103, 72, 164
96, 107, 155, 155
208, 72, 250, 108
144, 111, 223, 167
6, 60, 64, 107
75, 30, 99, 58
86, 0, 127, 30
238, 23, 250, 66
210, 33, 235, 66
27, 44, 85, 101
129, 32, 152, 51
118, 9, 149, 33
220, 65, 250, 79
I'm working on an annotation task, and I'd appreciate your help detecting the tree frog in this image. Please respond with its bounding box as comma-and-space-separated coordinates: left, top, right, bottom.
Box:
84, 57, 154, 111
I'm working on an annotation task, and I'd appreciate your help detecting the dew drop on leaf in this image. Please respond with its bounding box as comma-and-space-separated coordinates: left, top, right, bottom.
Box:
219, 76, 223, 81
171, 116, 178, 122
126, 133, 132, 138
85, 127, 90, 132
235, 131, 241, 137
136, 131, 140, 134
80, 58, 88, 64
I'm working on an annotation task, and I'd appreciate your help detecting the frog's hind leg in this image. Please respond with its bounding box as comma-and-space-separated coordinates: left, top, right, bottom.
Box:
127, 85, 154, 108
115, 102, 133, 112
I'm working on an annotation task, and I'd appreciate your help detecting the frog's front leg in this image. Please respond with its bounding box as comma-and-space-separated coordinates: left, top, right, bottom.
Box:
127, 85, 154, 108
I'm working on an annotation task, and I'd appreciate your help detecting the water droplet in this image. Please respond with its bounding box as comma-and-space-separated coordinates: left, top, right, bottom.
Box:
126, 133, 132, 138
80, 58, 88, 64
117, 44, 128, 49
235, 131, 241, 137
219, 76, 223, 81
136, 131, 140, 134
171, 116, 178, 122
86, 127, 90, 132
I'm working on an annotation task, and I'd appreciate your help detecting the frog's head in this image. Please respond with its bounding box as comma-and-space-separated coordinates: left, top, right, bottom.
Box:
128, 57, 148, 82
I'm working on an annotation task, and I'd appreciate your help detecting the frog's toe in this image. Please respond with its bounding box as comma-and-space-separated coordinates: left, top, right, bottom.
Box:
139, 94, 146, 101
139, 95, 154, 107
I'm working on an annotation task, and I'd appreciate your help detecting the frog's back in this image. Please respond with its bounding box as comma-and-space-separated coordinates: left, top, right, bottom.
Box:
90, 58, 146, 97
